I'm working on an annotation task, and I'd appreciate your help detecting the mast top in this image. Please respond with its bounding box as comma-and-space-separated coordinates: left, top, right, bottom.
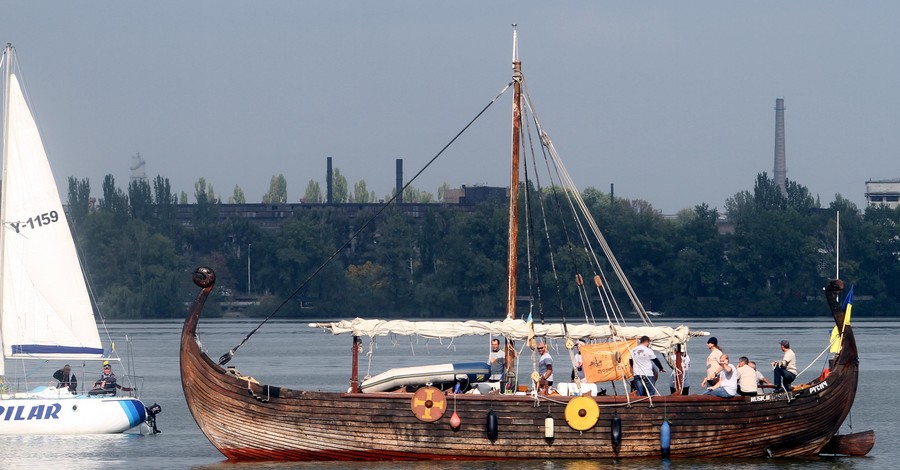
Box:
511, 24, 519, 65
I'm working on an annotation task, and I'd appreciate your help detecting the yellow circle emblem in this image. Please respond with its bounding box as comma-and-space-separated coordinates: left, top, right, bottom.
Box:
564, 396, 600, 431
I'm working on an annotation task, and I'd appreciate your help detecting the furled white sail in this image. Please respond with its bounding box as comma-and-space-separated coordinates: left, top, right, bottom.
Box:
312, 318, 705, 353
0, 66, 103, 366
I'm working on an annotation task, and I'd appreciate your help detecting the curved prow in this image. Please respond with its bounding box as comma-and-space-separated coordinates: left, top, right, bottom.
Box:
183, 267, 216, 339
823, 278, 859, 375
824, 279, 846, 328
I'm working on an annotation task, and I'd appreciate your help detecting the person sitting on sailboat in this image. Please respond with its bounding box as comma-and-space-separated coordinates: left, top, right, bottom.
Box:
52, 364, 78, 393
90, 361, 118, 396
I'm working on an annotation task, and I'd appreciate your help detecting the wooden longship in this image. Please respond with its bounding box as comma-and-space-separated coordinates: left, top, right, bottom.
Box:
182, 273, 864, 460
180, 29, 871, 461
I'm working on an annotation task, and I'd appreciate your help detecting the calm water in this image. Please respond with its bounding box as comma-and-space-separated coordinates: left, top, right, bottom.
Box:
0, 317, 896, 469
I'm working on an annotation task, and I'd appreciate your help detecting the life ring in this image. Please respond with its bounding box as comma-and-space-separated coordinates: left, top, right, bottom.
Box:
565, 396, 600, 431
410, 386, 447, 422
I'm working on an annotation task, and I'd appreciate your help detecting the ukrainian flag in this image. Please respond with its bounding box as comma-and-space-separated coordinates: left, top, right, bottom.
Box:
526, 312, 535, 350
842, 286, 855, 330
829, 326, 840, 354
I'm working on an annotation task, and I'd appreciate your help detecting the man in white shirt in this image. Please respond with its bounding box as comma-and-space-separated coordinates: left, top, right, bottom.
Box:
704, 354, 737, 398
488, 338, 505, 382
630, 335, 665, 396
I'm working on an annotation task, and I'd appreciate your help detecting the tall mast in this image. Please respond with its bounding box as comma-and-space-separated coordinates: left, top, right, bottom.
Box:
506, 26, 522, 319
0, 44, 12, 379
835, 210, 840, 279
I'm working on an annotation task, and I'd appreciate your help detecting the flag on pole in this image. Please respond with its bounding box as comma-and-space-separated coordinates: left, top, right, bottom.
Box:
841, 285, 854, 330
525, 312, 536, 350
829, 326, 841, 354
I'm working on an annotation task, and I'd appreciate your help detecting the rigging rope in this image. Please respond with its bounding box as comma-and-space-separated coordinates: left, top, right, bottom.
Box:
521, 83, 649, 327
218, 82, 513, 366
520, 93, 563, 328
521, 112, 545, 326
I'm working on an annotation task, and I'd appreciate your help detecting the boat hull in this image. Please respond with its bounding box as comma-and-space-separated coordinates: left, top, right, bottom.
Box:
181, 282, 862, 461
0, 394, 146, 435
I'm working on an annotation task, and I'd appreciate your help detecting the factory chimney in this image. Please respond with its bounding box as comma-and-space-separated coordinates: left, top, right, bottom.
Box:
326, 156, 333, 204
774, 98, 787, 196
396, 159, 403, 204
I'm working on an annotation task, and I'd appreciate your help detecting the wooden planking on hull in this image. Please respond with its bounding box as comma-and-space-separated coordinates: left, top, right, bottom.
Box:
181, 272, 864, 461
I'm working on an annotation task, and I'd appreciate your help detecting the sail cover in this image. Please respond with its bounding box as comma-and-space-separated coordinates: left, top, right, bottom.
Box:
312, 318, 704, 353
0, 71, 103, 361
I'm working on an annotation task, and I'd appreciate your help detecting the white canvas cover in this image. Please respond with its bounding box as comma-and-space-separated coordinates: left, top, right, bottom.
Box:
312, 318, 703, 353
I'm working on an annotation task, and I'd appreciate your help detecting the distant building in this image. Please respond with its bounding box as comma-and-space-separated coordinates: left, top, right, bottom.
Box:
170, 186, 509, 230
442, 185, 508, 205
865, 178, 900, 209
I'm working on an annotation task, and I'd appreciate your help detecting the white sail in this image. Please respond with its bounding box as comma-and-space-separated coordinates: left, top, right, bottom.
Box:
0, 55, 103, 367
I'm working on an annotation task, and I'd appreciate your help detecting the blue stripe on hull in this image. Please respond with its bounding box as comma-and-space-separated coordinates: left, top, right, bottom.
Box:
117, 399, 146, 428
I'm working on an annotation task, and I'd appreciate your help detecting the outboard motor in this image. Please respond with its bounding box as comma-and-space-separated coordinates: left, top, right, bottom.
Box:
145, 403, 162, 434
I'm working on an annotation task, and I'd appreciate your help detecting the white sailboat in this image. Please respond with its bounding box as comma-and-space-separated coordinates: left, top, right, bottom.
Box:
0, 43, 148, 435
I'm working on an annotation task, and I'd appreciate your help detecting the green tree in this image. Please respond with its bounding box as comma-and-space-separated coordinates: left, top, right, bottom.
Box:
722, 173, 820, 312
402, 185, 434, 203
303, 180, 322, 203
229, 184, 246, 204
333, 168, 348, 203
98, 174, 129, 220
128, 179, 153, 220
153, 175, 177, 221
67, 177, 91, 228
262, 174, 287, 203
351, 180, 372, 203
252, 214, 342, 313
194, 177, 216, 204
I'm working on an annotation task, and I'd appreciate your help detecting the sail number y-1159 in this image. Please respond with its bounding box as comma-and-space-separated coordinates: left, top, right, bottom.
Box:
10, 211, 60, 233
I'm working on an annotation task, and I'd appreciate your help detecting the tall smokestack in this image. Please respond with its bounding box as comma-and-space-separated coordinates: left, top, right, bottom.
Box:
326, 156, 333, 204
396, 158, 403, 204
774, 98, 787, 196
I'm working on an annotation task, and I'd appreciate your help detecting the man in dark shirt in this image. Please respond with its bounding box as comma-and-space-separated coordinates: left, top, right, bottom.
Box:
53, 364, 77, 393
91, 361, 117, 396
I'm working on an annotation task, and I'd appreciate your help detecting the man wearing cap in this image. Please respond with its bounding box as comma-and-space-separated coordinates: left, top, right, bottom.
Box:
91, 361, 118, 396
52, 364, 78, 393
771, 340, 797, 391
702, 337, 723, 388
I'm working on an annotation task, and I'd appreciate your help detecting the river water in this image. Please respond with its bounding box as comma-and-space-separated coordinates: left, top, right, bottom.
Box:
0, 317, 896, 469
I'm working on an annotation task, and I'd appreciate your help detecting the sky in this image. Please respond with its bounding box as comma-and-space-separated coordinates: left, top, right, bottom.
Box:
2, 1, 898, 214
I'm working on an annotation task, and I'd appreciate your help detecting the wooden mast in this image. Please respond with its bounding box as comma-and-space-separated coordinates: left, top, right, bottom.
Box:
504, 26, 523, 391
506, 26, 522, 319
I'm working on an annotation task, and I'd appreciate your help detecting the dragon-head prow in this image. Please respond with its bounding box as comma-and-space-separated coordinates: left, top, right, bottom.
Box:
192, 267, 216, 288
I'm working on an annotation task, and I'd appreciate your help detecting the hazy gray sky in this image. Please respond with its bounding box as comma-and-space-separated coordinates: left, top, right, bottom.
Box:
3, 1, 898, 214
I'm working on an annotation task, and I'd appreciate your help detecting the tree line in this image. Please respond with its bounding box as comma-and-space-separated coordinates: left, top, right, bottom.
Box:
66, 172, 900, 319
